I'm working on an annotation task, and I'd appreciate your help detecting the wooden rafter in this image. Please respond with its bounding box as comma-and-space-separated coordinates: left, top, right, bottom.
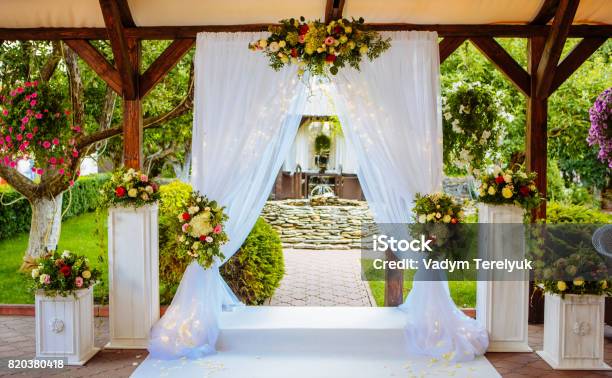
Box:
530, 0, 561, 25
470, 37, 531, 96
438, 37, 466, 63
99, 0, 137, 99
325, 0, 346, 23
116, 0, 136, 27
535, 0, 580, 99
550, 37, 607, 93
0, 24, 609, 41
140, 39, 195, 97
63, 40, 122, 94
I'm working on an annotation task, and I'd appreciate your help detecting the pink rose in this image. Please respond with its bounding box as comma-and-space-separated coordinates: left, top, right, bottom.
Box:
140, 174, 148, 182
324, 37, 335, 46
52, 138, 59, 145
30, 100, 37, 107
16, 134, 22, 141
21, 116, 29, 124
182, 223, 190, 233
69, 180, 74, 187
35, 113, 42, 119
42, 141, 51, 149
213, 225, 222, 234
44, 275, 51, 284
31, 92, 37, 98
49, 157, 57, 165
58, 168, 65, 175
36, 168, 44, 175
205, 236, 213, 243
16, 87, 23, 94
9, 161, 16, 168
75, 277, 83, 288
72, 150, 79, 158
2, 109, 7, 116
26, 133, 33, 140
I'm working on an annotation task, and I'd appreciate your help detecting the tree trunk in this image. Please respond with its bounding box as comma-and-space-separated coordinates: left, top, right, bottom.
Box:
22, 194, 63, 267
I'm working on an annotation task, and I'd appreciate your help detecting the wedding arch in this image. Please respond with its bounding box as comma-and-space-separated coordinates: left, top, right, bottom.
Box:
147, 30, 488, 362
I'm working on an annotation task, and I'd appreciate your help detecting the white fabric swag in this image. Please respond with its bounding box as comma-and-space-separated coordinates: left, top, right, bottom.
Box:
148, 32, 308, 359
148, 30, 488, 362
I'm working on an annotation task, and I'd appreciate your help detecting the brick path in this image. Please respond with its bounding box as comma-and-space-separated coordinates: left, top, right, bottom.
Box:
269, 249, 375, 306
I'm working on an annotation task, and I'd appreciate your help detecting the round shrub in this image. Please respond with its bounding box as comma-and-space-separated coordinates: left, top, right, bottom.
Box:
158, 181, 285, 305
221, 218, 284, 305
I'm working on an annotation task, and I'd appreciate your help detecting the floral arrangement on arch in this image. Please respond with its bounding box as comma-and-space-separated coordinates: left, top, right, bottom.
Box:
477, 165, 541, 209
529, 224, 612, 298
30, 250, 101, 297
101, 168, 160, 208
587, 87, 611, 168
177, 190, 229, 268
0, 81, 81, 182
249, 17, 391, 77
442, 81, 506, 176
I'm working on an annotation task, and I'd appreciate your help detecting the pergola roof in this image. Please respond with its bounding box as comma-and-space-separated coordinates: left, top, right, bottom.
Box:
0, 0, 609, 29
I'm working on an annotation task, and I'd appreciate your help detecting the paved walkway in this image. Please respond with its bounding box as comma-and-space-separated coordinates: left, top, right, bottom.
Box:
269, 249, 375, 306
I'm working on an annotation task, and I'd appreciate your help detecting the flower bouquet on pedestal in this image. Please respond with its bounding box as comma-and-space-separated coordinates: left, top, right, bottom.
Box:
101, 167, 160, 208
477, 165, 541, 210
31, 250, 101, 364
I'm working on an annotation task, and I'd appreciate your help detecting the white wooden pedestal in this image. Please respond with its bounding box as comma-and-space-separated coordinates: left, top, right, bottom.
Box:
35, 287, 99, 365
537, 293, 610, 370
476, 203, 531, 352
107, 204, 159, 349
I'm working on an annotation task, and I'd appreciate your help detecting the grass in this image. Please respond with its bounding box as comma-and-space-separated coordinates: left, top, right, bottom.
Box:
0, 211, 108, 304
368, 280, 477, 308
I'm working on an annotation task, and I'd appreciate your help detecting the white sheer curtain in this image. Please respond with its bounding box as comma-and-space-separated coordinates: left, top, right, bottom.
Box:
283, 123, 310, 172
148, 32, 308, 359
332, 31, 488, 362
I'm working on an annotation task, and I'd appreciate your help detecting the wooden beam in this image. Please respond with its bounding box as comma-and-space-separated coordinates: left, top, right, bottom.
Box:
530, 0, 561, 25
139, 39, 194, 97
123, 38, 142, 169
549, 37, 607, 93
439, 37, 466, 63
116, 0, 136, 27
535, 0, 580, 99
470, 37, 531, 96
527, 37, 548, 220
63, 40, 122, 94
325, 0, 346, 23
99, 0, 137, 99
0, 24, 609, 41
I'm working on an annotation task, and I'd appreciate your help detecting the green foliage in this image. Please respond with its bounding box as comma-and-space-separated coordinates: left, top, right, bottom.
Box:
158, 181, 192, 303
442, 81, 504, 173
0, 174, 109, 241
546, 201, 612, 224
314, 133, 331, 155
221, 218, 284, 305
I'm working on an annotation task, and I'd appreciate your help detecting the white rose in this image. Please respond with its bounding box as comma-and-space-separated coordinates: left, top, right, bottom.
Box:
145, 185, 154, 194
444, 112, 452, 121
269, 41, 280, 52
188, 206, 200, 215
503, 174, 512, 183
418, 214, 426, 223
205, 236, 213, 243
61, 250, 70, 258
31, 269, 39, 279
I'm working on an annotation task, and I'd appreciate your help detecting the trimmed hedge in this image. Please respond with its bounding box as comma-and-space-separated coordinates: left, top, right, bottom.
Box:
221, 218, 285, 305
0, 174, 109, 241
546, 201, 612, 224
157, 181, 285, 305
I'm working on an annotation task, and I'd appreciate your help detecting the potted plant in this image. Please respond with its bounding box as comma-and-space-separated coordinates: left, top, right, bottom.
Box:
31, 250, 101, 365
314, 133, 331, 173
475, 165, 541, 352
101, 167, 161, 348
532, 224, 612, 370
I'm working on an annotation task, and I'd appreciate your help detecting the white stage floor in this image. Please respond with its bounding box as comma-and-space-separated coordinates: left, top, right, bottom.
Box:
131, 307, 500, 378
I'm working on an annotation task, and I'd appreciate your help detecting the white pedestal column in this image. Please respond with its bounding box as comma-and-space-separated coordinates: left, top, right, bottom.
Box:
476, 203, 531, 352
35, 287, 99, 365
537, 293, 611, 370
107, 204, 159, 349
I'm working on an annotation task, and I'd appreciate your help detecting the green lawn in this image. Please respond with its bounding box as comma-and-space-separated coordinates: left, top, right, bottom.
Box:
368, 280, 477, 308
0, 211, 109, 304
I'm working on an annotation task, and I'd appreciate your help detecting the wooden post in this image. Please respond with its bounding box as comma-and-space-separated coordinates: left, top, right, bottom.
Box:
384, 250, 404, 306
526, 36, 548, 221
123, 38, 142, 169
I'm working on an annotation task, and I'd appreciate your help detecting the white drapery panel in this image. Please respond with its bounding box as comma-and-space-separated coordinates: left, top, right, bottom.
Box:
332, 31, 488, 362
148, 32, 308, 359
283, 123, 310, 172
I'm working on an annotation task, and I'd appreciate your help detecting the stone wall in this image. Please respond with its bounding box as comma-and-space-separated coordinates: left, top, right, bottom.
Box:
261, 198, 373, 250
261, 176, 472, 250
